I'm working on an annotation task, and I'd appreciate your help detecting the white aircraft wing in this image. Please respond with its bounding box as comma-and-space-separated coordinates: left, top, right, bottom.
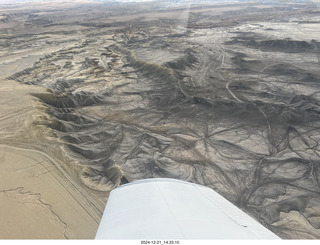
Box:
95, 178, 280, 239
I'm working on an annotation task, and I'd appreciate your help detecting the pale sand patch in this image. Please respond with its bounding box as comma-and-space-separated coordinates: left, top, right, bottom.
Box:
0, 146, 99, 239
0, 188, 67, 239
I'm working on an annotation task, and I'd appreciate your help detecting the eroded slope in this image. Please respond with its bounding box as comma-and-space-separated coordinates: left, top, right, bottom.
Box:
2, 0, 320, 239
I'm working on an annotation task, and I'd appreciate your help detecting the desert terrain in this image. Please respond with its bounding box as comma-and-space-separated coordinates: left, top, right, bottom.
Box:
1, 0, 320, 239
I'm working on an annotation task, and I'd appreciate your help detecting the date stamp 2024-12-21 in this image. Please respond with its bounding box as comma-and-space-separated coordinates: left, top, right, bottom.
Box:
141, 240, 180, 245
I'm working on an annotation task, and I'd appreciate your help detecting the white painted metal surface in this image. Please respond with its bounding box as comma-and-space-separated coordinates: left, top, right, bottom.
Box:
95, 178, 280, 239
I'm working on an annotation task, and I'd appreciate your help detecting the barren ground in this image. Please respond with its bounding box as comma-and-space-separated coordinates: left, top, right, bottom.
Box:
1, 0, 320, 239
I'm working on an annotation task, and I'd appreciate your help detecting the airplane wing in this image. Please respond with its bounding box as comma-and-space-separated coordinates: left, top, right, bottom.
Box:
95, 178, 280, 239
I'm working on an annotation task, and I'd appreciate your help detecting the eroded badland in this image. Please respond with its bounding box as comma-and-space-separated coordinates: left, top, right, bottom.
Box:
1, 0, 320, 239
